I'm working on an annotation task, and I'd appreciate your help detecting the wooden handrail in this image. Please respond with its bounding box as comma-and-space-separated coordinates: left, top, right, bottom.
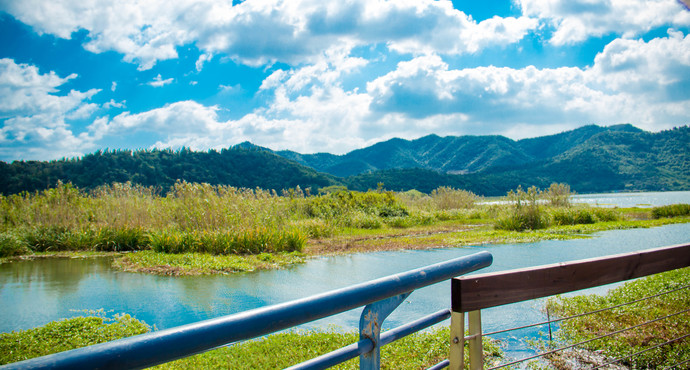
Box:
452, 243, 690, 313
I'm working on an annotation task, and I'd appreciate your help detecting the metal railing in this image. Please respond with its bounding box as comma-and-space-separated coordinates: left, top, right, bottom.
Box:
450, 243, 690, 370
2, 251, 493, 370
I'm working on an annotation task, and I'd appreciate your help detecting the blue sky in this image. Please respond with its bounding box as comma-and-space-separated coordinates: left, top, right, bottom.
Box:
0, 0, 689, 161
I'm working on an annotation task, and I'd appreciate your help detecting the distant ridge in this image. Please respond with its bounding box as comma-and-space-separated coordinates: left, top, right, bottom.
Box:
276, 124, 647, 177
342, 124, 689, 194
1, 124, 688, 196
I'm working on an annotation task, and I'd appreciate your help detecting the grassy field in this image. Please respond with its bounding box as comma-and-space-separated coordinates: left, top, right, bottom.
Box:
1, 182, 688, 274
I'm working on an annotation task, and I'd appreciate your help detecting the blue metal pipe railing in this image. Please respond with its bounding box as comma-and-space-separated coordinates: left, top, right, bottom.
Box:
4, 251, 492, 370
287, 309, 452, 370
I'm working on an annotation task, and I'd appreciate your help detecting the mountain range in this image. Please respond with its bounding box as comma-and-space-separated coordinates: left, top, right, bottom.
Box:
1, 124, 688, 196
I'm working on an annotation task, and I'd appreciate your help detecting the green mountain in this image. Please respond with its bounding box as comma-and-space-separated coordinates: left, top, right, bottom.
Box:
277, 124, 652, 177
277, 134, 532, 177
343, 125, 690, 195
1, 124, 687, 196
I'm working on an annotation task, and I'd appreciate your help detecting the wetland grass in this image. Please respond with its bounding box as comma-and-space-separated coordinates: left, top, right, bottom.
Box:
1, 181, 688, 274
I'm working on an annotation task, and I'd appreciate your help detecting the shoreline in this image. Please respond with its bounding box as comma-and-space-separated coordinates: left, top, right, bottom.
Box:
3, 217, 687, 276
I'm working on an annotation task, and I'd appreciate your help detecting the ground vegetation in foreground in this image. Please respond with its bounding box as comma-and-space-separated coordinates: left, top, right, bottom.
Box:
1, 314, 503, 369
543, 267, 690, 369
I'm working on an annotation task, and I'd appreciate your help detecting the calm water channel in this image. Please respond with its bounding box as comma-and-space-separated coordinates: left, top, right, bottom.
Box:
1, 192, 689, 359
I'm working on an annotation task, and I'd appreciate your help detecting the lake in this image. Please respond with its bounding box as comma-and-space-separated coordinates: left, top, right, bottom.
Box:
1, 191, 689, 360
571, 190, 690, 208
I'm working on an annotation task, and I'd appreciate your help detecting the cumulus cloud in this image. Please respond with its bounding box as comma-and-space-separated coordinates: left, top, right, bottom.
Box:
517, 0, 690, 45
69, 31, 690, 156
0, 0, 537, 69
0, 58, 100, 160
367, 31, 690, 136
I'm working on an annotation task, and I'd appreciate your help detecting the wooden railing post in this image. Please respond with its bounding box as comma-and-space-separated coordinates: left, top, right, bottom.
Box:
467, 310, 483, 370
449, 311, 465, 370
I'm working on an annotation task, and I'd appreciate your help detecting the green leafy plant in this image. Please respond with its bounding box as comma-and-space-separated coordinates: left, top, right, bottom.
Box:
0, 312, 150, 365
495, 186, 548, 231
652, 204, 690, 219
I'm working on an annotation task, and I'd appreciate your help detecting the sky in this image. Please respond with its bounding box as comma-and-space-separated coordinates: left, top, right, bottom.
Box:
0, 0, 689, 162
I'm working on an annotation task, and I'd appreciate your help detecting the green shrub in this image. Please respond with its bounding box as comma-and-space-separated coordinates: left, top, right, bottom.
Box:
347, 212, 383, 229
593, 208, 620, 222
148, 228, 305, 255
275, 229, 306, 253
0, 232, 29, 258
291, 219, 335, 238
551, 208, 575, 226
95, 227, 147, 251
305, 190, 408, 220
495, 186, 548, 231
23, 226, 71, 252
652, 204, 690, 219
0, 313, 149, 365
551, 208, 603, 226
430, 187, 477, 210
573, 209, 595, 224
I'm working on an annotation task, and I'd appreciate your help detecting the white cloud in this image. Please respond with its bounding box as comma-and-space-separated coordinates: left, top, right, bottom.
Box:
0, 0, 537, 69
0, 0, 205, 70
195, 53, 212, 72
148, 74, 174, 87
103, 99, 126, 109
76, 31, 690, 156
366, 31, 690, 137
92, 100, 222, 137
517, 0, 690, 45
0, 58, 101, 160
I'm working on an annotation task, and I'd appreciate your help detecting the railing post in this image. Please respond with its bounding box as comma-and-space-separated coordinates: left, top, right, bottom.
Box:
467, 310, 483, 370
359, 292, 411, 369
449, 311, 465, 370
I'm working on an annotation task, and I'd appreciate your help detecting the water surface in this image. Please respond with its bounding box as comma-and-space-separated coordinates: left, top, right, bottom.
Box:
2, 223, 688, 337
2, 191, 689, 361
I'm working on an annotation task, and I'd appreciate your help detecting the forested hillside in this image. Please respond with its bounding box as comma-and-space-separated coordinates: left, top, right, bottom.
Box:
1, 125, 687, 196
344, 125, 689, 195
278, 124, 657, 177
0, 148, 339, 194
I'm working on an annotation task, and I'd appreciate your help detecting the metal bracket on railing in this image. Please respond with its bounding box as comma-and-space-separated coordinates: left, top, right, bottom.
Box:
359, 292, 412, 370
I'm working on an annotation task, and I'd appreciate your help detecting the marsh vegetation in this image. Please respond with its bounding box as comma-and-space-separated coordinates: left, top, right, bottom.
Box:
1, 181, 688, 275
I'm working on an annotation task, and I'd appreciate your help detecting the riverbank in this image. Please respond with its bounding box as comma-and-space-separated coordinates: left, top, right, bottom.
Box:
3, 216, 686, 276
2, 212, 689, 276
